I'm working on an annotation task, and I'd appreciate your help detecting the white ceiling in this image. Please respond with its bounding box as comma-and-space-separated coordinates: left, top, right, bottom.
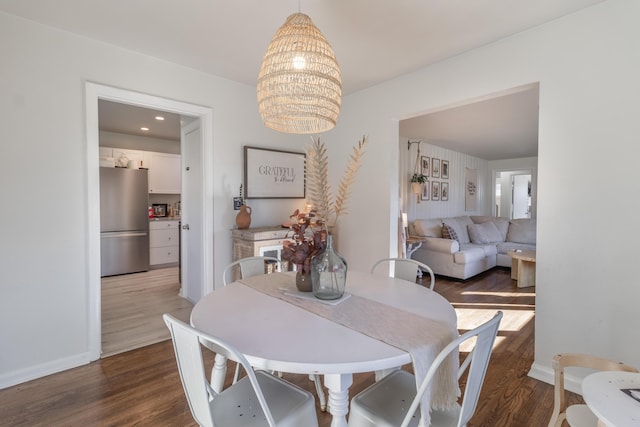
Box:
1, 0, 602, 158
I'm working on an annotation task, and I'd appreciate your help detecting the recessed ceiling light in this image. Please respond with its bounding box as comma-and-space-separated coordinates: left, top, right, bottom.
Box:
141, 127, 149, 131
155, 116, 165, 121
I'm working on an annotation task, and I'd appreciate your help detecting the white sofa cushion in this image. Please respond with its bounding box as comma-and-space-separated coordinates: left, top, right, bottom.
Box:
443, 216, 472, 244
506, 219, 536, 244
470, 216, 510, 241
413, 219, 443, 237
467, 221, 503, 244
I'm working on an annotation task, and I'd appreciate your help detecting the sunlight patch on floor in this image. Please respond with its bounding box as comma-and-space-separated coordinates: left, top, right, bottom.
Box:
461, 291, 535, 297
455, 308, 535, 333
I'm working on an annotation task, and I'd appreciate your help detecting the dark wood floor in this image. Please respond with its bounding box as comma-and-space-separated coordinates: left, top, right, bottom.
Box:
2, 268, 582, 426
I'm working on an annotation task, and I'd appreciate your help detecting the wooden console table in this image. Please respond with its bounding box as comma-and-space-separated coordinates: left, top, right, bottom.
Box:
231, 226, 292, 281
509, 250, 536, 288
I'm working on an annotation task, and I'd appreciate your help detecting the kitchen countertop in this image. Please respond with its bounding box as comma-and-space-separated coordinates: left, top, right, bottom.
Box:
149, 217, 181, 221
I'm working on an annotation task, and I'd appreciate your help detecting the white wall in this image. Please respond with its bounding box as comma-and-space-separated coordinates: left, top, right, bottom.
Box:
0, 12, 308, 387
328, 0, 640, 386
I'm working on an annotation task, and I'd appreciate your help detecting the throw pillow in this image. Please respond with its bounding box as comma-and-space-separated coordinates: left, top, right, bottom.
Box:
441, 224, 459, 242
506, 219, 536, 244
467, 221, 503, 244
448, 217, 472, 244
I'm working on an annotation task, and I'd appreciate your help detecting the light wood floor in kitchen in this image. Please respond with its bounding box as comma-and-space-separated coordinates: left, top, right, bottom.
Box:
101, 267, 193, 357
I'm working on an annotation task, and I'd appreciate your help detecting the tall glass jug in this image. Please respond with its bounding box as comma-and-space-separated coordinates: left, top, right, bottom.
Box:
311, 235, 347, 300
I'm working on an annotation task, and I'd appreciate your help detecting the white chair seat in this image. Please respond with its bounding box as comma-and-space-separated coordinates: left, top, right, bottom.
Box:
348, 369, 463, 427
211, 370, 316, 427
565, 404, 599, 427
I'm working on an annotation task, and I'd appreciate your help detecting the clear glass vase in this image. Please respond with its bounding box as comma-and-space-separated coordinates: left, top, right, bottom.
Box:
311, 235, 347, 300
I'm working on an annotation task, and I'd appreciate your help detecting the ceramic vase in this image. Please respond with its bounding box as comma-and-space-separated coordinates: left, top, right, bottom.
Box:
311, 235, 347, 300
295, 271, 313, 292
236, 205, 252, 229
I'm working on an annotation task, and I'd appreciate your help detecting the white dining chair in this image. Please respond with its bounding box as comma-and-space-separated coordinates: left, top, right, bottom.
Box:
221, 256, 327, 411
370, 257, 435, 290
222, 256, 282, 286
348, 311, 503, 427
547, 353, 638, 427
163, 314, 318, 427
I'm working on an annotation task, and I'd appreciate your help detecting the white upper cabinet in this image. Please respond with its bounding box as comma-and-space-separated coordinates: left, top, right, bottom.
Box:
145, 152, 181, 194
99, 147, 113, 158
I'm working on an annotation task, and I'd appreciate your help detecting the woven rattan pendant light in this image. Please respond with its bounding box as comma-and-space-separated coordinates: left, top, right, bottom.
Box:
257, 12, 342, 134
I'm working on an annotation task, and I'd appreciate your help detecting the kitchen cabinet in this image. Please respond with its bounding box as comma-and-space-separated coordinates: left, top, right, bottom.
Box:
145, 152, 181, 194
150, 220, 180, 266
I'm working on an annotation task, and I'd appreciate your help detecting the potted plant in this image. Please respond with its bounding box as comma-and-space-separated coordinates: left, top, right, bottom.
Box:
282, 209, 327, 291
411, 172, 427, 195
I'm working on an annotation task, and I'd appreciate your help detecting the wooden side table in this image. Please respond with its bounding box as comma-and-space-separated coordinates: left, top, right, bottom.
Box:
509, 250, 536, 288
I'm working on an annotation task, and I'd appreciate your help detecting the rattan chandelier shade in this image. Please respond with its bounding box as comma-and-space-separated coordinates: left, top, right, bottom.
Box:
257, 13, 342, 134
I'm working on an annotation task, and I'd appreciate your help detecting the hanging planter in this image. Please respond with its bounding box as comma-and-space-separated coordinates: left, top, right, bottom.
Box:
410, 143, 427, 204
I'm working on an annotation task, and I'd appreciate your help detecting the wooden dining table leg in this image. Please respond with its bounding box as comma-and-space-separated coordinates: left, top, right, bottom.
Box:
323, 373, 353, 427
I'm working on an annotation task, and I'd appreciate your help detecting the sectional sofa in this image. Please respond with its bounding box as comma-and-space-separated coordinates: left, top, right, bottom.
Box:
409, 215, 536, 280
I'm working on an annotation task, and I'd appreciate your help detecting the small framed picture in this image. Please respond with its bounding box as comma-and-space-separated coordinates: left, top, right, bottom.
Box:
421, 156, 430, 176
431, 158, 440, 178
421, 181, 429, 201
431, 181, 440, 201
441, 160, 449, 179
441, 182, 449, 201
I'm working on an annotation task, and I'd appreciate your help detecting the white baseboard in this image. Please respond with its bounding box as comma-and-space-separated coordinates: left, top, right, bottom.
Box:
0, 352, 91, 389
528, 361, 583, 395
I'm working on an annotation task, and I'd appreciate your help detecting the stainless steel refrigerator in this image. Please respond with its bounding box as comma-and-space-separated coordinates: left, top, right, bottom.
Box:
100, 167, 150, 277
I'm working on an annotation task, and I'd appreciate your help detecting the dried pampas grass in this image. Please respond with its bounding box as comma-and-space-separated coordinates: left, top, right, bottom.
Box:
305, 135, 367, 228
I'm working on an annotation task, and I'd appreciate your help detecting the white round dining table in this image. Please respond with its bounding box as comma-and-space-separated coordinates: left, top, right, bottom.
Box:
582, 371, 640, 427
190, 270, 457, 427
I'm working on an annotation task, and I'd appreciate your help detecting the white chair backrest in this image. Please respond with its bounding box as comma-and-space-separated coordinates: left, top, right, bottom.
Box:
401, 311, 503, 427
222, 256, 282, 286
163, 314, 277, 427
370, 257, 435, 290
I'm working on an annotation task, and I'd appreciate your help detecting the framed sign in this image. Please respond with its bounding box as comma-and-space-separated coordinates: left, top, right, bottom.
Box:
244, 146, 305, 199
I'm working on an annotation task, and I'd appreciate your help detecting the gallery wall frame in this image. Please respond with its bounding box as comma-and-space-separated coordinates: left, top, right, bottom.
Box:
421, 181, 430, 201
421, 156, 430, 176
244, 146, 306, 199
441, 182, 449, 201
432, 181, 440, 201
431, 158, 440, 178
441, 160, 449, 179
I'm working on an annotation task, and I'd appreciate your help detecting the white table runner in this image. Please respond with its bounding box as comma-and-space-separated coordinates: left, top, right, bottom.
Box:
239, 272, 459, 426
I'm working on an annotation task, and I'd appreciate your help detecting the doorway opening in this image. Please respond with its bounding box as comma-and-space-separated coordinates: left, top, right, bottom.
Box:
495, 170, 532, 219
85, 82, 214, 361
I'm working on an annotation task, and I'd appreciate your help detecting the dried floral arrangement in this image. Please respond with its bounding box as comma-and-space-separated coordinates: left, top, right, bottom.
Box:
282, 135, 367, 273
305, 135, 367, 229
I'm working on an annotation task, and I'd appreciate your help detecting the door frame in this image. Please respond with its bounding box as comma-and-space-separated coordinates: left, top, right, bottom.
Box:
85, 82, 214, 361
